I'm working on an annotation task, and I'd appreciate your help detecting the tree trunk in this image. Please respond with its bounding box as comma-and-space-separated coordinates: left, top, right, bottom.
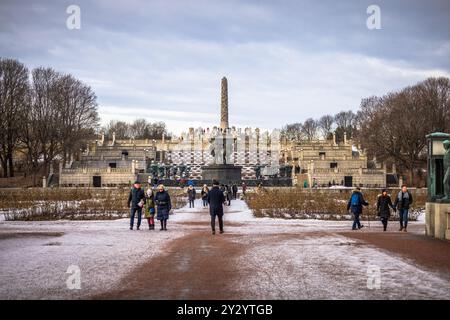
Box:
7, 151, 14, 177
1, 159, 7, 178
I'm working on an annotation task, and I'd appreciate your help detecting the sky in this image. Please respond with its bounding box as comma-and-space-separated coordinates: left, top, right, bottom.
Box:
1, 0, 449, 134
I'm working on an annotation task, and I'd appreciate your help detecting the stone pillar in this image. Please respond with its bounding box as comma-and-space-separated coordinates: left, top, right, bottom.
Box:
42, 176, 47, 188
344, 131, 347, 145
333, 132, 337, 146
220, 77, 229, 130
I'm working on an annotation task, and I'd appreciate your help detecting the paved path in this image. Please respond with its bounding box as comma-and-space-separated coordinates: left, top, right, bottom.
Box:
1, 198, 449, 299
96, 199, 450, 300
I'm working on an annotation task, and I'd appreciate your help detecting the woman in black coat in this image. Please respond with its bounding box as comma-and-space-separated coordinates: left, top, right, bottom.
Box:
376, 189, 396, 231
155, 184, 172, 231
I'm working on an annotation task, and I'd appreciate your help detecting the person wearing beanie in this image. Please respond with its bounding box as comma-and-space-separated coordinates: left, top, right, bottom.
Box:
376, 189, 396, 231
127, 181, 145, 230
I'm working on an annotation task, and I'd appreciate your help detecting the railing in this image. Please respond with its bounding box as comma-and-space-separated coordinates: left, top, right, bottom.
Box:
62, 167, 134, 174
312, 168, 384, 175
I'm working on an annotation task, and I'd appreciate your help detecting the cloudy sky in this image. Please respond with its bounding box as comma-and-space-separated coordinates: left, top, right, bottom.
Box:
1, 0, 449, 134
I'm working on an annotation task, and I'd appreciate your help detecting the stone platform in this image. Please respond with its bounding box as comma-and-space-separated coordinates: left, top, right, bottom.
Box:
201, 164, 242, 183
426, 200, 450, 240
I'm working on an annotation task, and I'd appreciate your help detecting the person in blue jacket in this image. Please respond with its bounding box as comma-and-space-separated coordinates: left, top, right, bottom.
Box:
347, 187, 369, 230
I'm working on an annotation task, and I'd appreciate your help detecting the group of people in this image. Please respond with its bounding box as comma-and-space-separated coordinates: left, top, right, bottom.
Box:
347, 185, 413, 232
127, 181, 172, 231
129, 179, 413, 234
128, 179, 236, 235
188, 182, 243, 208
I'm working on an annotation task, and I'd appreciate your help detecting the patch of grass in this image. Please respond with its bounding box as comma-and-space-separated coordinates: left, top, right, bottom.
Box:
245, 188, 425, 220
1, 188, 188, 221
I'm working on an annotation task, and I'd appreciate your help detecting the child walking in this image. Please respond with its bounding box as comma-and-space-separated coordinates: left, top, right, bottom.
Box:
145, 188, 156, 230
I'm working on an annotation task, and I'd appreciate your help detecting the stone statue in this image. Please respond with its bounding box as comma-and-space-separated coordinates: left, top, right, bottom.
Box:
443, 140, 450, 200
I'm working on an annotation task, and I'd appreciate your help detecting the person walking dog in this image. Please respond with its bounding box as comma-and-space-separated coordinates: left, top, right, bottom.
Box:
128, 181, 145, 230
347, 187, 369, 230
207, 180, 226, 235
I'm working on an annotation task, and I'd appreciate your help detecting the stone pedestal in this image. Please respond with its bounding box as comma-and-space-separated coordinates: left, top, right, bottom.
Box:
201, 164, 242, 183
425, 201, 450, 240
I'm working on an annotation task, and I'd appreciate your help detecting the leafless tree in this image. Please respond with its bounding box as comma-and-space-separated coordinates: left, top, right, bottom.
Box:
318, 114, 334, 140
301, 118, 319, 140
0, 58, 29, 177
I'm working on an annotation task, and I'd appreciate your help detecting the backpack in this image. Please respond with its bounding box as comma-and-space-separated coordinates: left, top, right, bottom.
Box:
351, 193, 360, 206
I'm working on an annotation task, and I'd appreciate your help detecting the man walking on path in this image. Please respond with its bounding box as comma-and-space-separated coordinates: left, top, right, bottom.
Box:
128, 181, 146, 230
394, 185, 413, 232
207, 180, 226, 235
187, 185, 196, 208
347, 187, 369, 230
232, 183, 238, 199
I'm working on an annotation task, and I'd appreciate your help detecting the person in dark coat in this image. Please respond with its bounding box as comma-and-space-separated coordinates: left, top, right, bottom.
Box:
225, 184, 232, 206
187, 185, 196, 208
232, 183, 238, 199
377, 189, 396, 231
393, 185, 413, 232
128, 181, 146, 230
207, 180, 226, 235
347, 187, 369, 230
154, 184, 172, 231
201, 184, 209, 207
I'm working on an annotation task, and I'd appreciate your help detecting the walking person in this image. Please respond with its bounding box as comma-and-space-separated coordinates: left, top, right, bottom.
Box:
394, 185, 413, 232
377, 189, 396, 231
232, 183, 238, 200
242, 182, 247, 196
201, 184, 209, 208
128, 181, 145, 230
155, 184, 172, 231
187, 185, 196, 208
347, 187, 369, 230
144, 188, 156, 230
225, 184, 232, 206
207, 180, 226, 235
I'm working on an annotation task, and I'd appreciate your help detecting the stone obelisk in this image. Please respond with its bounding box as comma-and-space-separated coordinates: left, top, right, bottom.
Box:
220, 77, 229, 130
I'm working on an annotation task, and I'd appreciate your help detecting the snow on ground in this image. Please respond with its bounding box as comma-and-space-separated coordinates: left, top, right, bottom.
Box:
0, 198, 438, 299
232, 234, 449, 299
0, 213, 190, 299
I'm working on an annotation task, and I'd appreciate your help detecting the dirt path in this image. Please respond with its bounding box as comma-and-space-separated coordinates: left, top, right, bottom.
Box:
92, 200, 450, 299
95, 231, 246, 299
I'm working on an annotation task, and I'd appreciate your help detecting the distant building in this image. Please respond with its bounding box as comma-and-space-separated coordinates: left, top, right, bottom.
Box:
281, 132, 386, 188
60, 129, 387, 187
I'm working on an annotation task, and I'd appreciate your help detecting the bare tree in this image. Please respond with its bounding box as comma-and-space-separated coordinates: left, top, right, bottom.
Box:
318, 115, 334, 140
0, 58, 29, 177
356, 77, 450, 184
55, 74, 98, 166
301, 118, 319, 140
281, 122, 303, 141
104, 120, 130, 139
